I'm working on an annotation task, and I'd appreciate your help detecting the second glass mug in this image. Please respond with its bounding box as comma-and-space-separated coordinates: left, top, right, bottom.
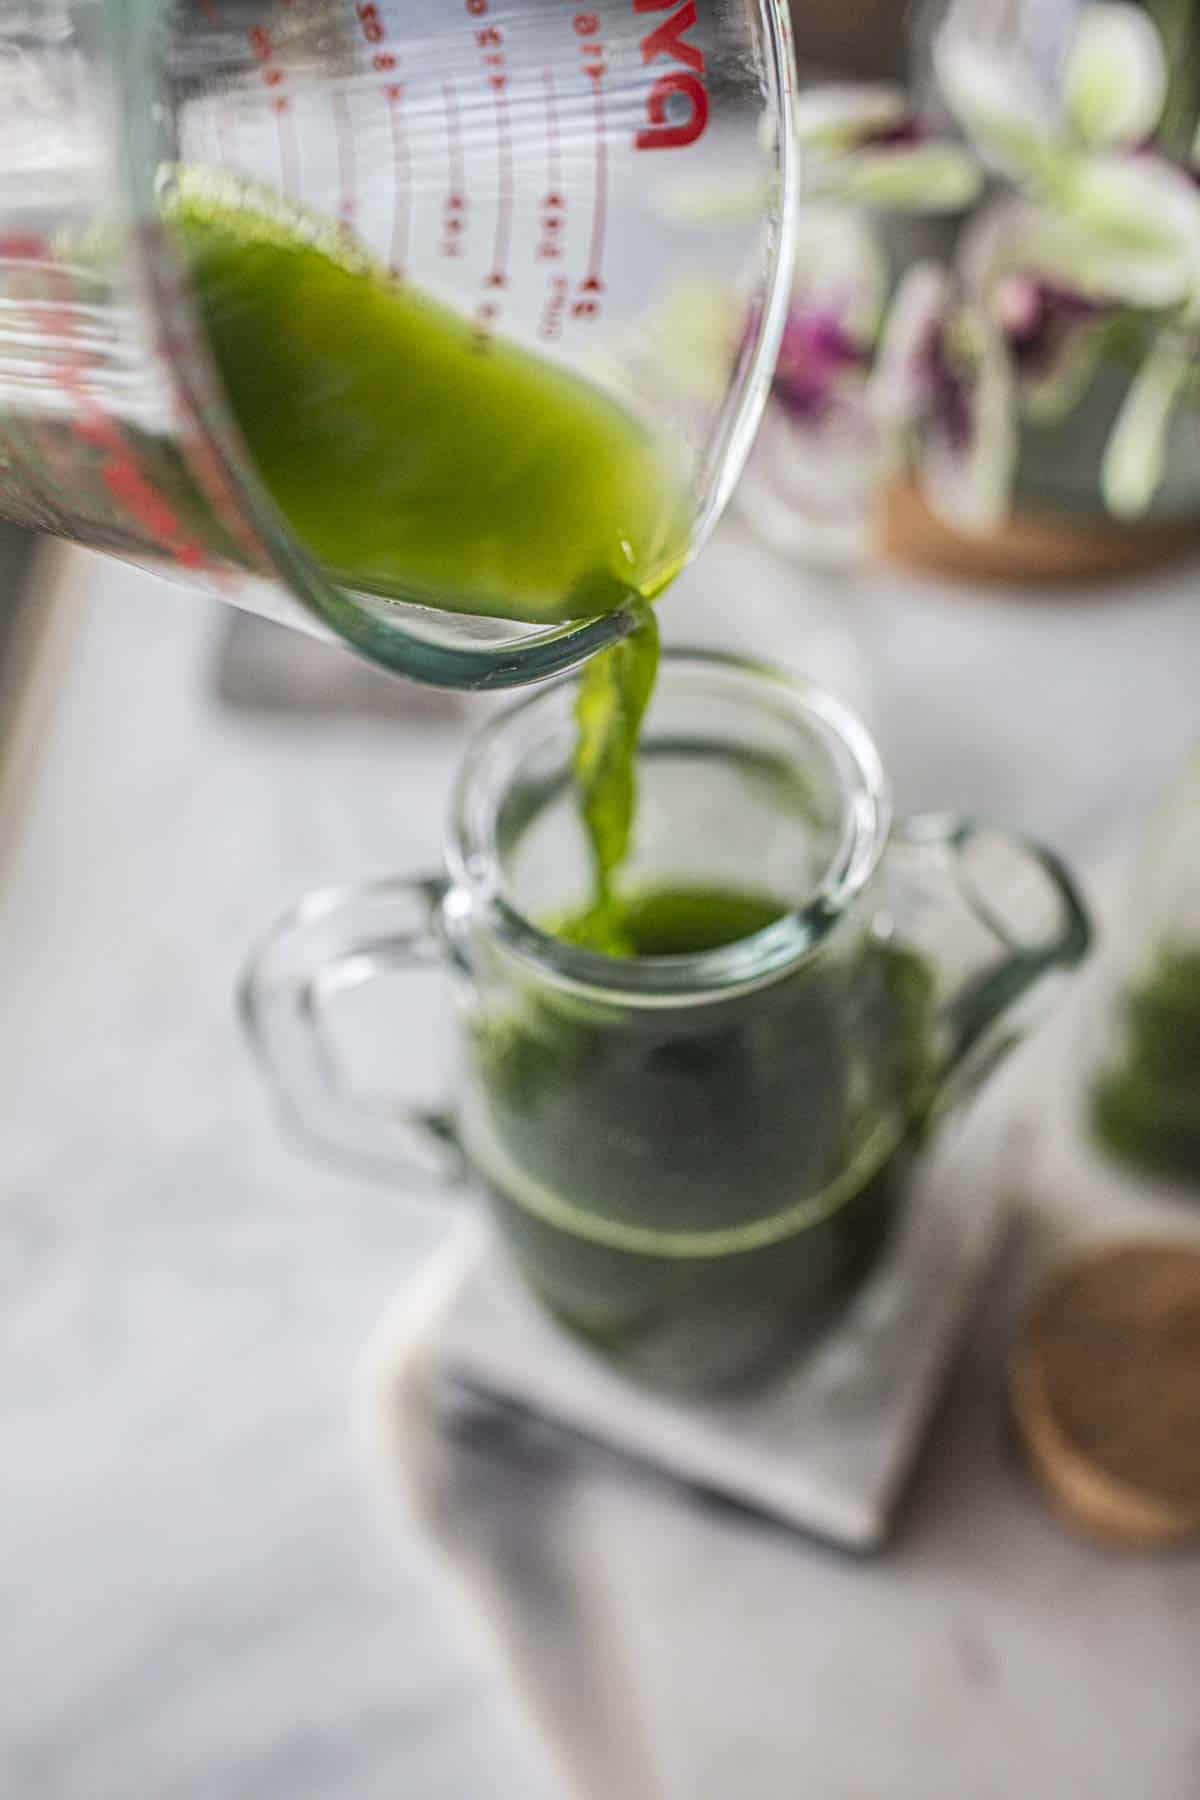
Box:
0, 0, 795, 688
242, 653, 1091, 1388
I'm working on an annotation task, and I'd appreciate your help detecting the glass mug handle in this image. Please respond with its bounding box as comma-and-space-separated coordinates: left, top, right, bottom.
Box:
239, 875, 464, 1181
884, 814, 1092, 1106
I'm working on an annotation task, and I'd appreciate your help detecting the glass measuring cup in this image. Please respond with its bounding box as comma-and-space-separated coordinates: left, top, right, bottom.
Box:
0, 0, 796, 688
241, 653, 1090, 1387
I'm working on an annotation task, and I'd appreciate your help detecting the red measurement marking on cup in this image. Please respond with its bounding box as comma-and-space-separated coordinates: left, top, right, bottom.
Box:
138, 226, 265, 576
539, 271, 569, 342
37, 249, 210, 570
387, 89, 410, 276
0, 233, 49, 262
572, 13, 607, 318
465, 0, 511, 330
68, 385, 208, 570
351, 2, 408, 273
487, 84, 513, 298
536, 69, 566, 263
331, 89, 356, 229
440, 80, 467, 259
197, 0, 221, 27
249, 22, 299, 197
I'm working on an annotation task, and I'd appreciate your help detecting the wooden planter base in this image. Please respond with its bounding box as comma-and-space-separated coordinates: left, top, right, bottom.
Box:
881, 481, 1200, 587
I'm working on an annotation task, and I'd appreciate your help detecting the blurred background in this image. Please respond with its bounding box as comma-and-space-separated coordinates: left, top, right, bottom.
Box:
5, 0, 1200, 1793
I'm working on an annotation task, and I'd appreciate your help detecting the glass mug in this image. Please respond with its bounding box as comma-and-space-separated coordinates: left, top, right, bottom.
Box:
242, 653, 1090, 1387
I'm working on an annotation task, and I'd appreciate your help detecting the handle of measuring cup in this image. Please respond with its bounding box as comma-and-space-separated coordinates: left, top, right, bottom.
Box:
239, 875, 465, 1182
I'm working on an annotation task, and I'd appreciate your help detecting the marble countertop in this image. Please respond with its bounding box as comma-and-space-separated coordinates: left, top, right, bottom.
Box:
4, 537, 1200, 1798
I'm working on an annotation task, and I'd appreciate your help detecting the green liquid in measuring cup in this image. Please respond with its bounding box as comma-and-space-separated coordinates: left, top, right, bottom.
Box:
170, 173, 690, 626
169, 175, 677, 923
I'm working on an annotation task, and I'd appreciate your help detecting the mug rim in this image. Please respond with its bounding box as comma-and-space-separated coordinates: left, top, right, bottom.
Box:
446, 648, 892, 1002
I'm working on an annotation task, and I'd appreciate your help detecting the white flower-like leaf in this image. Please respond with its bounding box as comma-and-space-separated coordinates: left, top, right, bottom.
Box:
832, 141, 983, 213
933, 28, 1061, 184
957, 197, 1095, 310
923, 307, 1016, 533
791, 203, 888, 342
957, 196, 1044, 297
1064, 4, 1167, 150
871, 262, 950, 427
1060, 153, 1200, 305
964, 165, 1200, 309
1027, 217, 1186, 309
1101, 329, 1190, 516
791, 83, 909, 152
958, 201, 1107, 422
1024, 325, 1106, 422
1020, 317, 1107, 422
738, 397, 890, 568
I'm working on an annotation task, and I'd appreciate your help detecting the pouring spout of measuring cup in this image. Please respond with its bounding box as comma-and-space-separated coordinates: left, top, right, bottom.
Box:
0, 0, 797, 689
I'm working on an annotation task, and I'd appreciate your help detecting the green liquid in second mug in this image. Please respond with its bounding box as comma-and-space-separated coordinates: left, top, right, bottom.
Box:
463, 885, 936, 1388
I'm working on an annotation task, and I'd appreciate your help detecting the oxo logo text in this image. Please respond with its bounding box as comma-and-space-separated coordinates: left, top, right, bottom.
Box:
633, 0, 709, 151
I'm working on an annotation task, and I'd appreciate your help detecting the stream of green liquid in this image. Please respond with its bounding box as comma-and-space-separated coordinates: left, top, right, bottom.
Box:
570, 604, 661, 947
170, 173, 682, 912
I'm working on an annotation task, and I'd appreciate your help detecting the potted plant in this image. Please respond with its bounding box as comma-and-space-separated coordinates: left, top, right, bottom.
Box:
736, 0, 1200, 578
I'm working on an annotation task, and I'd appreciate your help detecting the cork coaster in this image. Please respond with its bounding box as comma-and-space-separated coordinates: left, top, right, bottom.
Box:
1011, 1242, 1200, 1548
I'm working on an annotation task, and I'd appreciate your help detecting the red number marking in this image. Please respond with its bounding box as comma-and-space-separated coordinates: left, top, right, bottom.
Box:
441, 81, 467, 258
387, 86, 409, 277
570, 11, 609, 315
248, 20, 298, 190
539, 273, 569, 341
331, 88, 356, 227
466, 3, 511, 310
356, 1, 384, 42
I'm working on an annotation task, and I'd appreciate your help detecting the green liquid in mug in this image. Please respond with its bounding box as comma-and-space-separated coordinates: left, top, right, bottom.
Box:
468, 884, 936, 1386
170, 173, 690, 627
